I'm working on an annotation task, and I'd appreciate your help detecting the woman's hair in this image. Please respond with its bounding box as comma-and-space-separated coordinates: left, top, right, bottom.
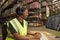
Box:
16, 7, 27, 15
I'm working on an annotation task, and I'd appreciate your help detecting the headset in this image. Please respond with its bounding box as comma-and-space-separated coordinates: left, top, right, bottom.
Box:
16, 7, 23, 15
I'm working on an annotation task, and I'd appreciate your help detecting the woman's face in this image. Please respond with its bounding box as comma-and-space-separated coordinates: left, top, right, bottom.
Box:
23, 9, 28, 19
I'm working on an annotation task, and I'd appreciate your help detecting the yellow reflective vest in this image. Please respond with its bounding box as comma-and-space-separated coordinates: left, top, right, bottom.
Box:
6, 18, 28, 40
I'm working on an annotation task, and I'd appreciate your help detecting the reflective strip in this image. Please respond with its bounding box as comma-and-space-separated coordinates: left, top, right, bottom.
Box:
10, 21, 17, 32
12, 20, 20, 34
10, 19, 20, 34
14, 18, 24, 29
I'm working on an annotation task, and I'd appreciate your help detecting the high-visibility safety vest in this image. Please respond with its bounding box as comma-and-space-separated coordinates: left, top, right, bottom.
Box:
6, 18, 28, 40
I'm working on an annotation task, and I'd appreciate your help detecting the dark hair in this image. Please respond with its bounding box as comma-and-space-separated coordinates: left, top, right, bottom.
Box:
16, 7, 27, 15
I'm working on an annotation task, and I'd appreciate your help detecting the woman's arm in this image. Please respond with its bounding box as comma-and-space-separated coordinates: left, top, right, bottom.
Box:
27, 31, 41, 39
13, 33, 29, 40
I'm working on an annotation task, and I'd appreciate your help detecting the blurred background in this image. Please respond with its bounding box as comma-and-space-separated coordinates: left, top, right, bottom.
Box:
0, 0, 60, 40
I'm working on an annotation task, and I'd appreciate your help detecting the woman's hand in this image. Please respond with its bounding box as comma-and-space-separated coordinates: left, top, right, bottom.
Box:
27, 35, 35, 39
34, 32, 41, 39
27, 35, 40, 40
29, 38, 39, 40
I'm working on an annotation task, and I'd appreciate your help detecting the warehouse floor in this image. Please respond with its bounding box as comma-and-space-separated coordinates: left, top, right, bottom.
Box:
0, 25, 60, 40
